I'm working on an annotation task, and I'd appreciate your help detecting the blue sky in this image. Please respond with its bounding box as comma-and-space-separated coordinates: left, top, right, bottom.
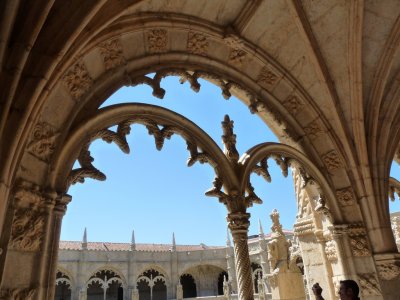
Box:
61, 76, 400, 246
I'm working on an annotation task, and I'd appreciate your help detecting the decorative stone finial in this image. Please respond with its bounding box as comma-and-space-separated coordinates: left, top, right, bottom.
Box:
259, 219, 265, 239
270, 209, 284, 236
82, 227, 87, 250
221, 115, 239, 162
226, 227, 232, 247
171, 232, 176, 252
131, 229, 136, 251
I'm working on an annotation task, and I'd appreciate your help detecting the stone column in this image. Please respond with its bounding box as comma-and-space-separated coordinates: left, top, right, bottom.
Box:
225, 230, 238, 293
0, 181, 70, 300
227, 211, 254, 300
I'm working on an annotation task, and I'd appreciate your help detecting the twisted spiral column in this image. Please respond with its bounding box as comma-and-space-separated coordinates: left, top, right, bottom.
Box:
227, 212, 254, 300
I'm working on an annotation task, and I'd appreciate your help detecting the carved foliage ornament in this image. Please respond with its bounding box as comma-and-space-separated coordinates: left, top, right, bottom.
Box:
229, 49, 247, 66
304, 119, 323, 140
98, 38, 125, 70
147, 29, 168, 53
283, 95, 303, 115
358, 273, 382, 296
257, 67, 279, 87
27, 122, 59, 162
187, 32, 209, 56
63, 61, 93, 100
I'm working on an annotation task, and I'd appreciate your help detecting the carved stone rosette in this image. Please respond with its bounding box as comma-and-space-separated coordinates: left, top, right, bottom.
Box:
336, 187, 356, 207
63, 61, 93, 100
348, 224, 371, 257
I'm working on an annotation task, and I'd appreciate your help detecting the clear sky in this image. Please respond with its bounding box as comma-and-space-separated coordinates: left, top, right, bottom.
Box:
60, 75, 400, 246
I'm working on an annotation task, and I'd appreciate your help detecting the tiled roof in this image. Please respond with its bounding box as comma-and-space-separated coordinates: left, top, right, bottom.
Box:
59, 230, 294, 252
59, 241, 225, 252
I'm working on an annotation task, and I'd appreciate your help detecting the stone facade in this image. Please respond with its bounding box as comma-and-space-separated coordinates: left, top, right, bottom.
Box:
55, 232, 294, 300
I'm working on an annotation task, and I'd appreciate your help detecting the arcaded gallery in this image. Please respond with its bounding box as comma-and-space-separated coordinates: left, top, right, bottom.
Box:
1, 1, 400, 300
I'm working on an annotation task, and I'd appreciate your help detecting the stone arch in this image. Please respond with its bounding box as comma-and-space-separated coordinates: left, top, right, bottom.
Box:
56, 266, 75, 289
86, 266, 127, 290
17, 15, 354, 200
136, 265, 170, 284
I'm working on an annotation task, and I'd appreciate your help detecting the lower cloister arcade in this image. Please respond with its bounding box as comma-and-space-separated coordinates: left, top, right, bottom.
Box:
1, 1, 400, 300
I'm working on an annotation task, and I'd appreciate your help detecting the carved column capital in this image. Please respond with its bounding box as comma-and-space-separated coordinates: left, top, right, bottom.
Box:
227, 212, 250, 235
9, 181, 59, 252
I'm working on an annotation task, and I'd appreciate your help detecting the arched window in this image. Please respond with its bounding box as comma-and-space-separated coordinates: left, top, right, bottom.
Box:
55, 271, 72, 300
137, 269, 167, 300
87, 269, 123, 300
217, 271, 228, 295
180, 274, 197, 298
251, 263, 262, 294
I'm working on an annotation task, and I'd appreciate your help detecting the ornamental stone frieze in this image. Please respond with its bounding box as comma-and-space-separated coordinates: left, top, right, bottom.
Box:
358, 273, 382, 296
27, 122, 59, 162
98, 38, 126, 70
63, 61, 93, 100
